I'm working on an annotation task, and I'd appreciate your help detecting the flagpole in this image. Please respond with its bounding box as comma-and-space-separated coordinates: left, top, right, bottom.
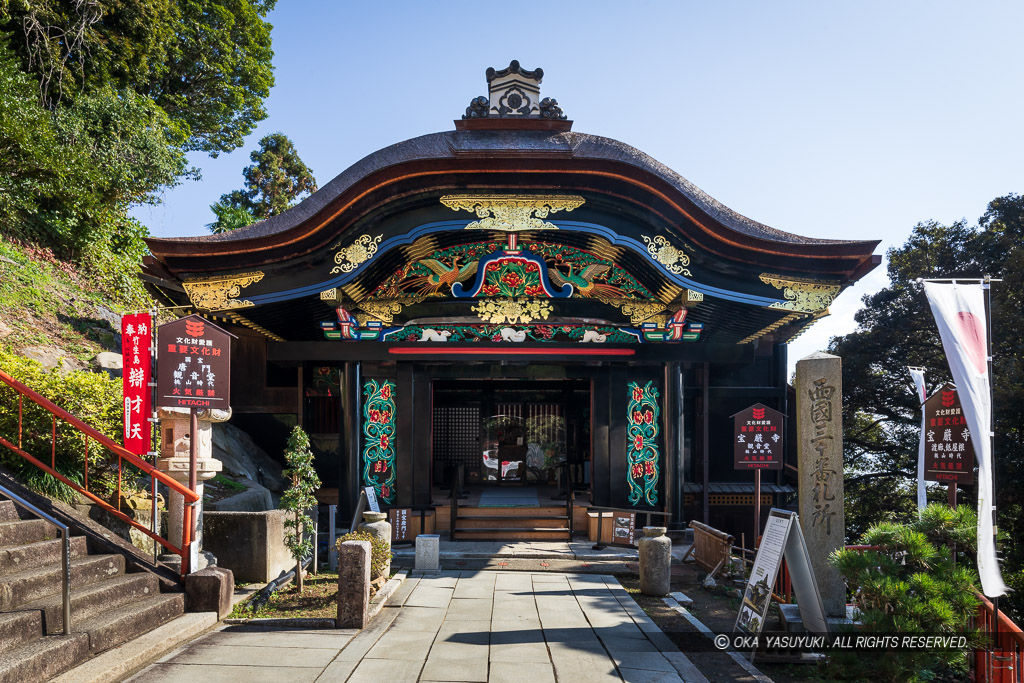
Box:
983, 274, 1000, 643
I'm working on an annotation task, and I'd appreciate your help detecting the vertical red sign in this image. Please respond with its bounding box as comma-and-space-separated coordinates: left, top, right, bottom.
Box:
121, 312, 152, 455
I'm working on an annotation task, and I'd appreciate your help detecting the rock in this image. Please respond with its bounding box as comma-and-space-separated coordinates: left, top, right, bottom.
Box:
92, 351, 123, 378
211, 422, 287, 491
0, 320, 11, 338
207, 481, 275, 512
92, 305, 121, 327
731, 589, 743, 599
18, 346, 84, 374
702, 575, 717, 589
670, 591, 694, 607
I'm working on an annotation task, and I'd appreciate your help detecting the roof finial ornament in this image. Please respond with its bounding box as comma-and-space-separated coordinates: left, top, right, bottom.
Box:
459, 60, 570, 129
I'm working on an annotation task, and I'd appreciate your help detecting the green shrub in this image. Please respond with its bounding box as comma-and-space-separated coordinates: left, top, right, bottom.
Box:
337, 531, 392, 580
0, 346, 128, 501
830, 504, 983, 681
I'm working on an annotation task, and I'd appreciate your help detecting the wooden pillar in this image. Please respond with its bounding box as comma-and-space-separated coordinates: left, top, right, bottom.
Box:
339, 361, 362, 524
591, 374, 610, 507
396, 363, 415, 506
701, 362, 710, 525
609, 365, 628, 508
664, 362, 684, 529
412, 366, 432, 507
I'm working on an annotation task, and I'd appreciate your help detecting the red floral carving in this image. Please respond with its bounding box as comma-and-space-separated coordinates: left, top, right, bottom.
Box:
633, 434, 644, 451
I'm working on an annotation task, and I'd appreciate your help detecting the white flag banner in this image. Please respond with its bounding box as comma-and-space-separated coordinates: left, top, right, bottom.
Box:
908, 368, 928, 512
923, 281, 1006, 597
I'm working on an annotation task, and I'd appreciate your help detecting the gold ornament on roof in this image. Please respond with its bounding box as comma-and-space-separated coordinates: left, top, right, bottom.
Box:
760, 274, 841, 313
642, 235, 692, 276
471, 298, 552, 325
612, 298, 669, 325
182, 272, 264, 311
356, 297, 422, 324
440, 194, 585, 232
331, 234, 382, 274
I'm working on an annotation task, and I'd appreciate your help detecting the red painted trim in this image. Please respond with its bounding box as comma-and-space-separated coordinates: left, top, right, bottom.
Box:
388, 346, 635, 356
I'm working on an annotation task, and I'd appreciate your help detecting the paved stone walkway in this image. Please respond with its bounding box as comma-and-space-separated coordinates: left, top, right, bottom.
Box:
129, 571, 708, 682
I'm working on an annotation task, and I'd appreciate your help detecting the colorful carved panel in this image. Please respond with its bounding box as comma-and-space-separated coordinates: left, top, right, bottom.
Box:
362, 380, 396, 504
452, 250, 572, 298
627, 381, 660, 506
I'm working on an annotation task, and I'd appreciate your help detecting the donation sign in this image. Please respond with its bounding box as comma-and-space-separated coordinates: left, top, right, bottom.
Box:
733, 403, 784, 470
121, 312, 152, 455
923, 383, 975, 484
156, 315, 232, 409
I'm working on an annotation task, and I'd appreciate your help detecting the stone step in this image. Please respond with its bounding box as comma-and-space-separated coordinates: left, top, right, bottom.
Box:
0, 553, 125, 611
0, 632, 90, 683
0, 501, 18, 524
76, 592, 185, 654
0, 536, 89, 578
0, 519, 54, 549
0, 610, 42, 655
23, 572, 161, 635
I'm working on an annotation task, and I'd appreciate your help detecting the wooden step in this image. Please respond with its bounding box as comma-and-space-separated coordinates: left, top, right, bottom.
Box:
456, 516, 569, 529
452, 529, 572, 541
455, 506, 567, 517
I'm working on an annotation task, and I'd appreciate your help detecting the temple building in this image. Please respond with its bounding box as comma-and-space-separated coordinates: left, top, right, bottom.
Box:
142, 61, 880, 540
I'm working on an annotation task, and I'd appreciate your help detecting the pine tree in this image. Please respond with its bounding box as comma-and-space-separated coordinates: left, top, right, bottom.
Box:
280, 426, 321, 592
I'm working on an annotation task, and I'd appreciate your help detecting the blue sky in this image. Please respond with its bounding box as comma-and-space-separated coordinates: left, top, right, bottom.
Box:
133, 1, 1024, 368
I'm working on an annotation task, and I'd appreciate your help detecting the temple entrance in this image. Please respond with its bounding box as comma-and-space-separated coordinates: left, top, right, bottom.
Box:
432, 378, 591, 540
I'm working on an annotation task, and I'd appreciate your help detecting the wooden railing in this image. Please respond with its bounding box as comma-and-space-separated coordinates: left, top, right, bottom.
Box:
0, 368, 198, 575
974, 596, 1024, 683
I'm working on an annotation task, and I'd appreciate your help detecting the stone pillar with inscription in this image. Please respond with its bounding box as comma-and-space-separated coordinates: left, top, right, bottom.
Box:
795, 352, 846, 617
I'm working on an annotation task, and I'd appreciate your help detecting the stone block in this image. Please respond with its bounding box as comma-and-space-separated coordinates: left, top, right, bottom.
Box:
203, 510, 292, 583
415, 534, 440, 572
795, 352, 846, 617
185, 566, 234, 618
338, 540, 371, 629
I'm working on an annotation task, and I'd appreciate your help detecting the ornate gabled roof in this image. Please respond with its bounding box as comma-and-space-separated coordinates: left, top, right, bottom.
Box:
142, 64, 880, 349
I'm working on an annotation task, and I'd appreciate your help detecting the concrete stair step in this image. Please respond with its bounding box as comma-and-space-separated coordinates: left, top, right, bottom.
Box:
0, 610, 43, 655
0, 501, 18, 524
0, 536, 89, 577
0, 632, 90, 683
0, 519, 54, 548
23, 572, 161, 635
75, 592, 184, 654
0, 553, 125, 611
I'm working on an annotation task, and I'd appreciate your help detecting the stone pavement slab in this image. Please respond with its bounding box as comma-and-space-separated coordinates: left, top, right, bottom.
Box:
129, 569, 716, 683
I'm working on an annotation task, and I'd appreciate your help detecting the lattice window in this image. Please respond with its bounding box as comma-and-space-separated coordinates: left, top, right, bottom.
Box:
708, 494, 773, 506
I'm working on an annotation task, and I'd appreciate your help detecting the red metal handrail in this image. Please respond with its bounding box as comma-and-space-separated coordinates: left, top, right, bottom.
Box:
0, 368, 197, 575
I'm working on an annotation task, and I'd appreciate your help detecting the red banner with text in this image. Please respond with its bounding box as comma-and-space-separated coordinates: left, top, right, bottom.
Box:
121, 313, 152, 455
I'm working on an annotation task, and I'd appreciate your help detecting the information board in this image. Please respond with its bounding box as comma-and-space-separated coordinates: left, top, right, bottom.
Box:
734, 509, 828, 638
611, 512, 637, 546
390, 508, 412, 542
156, 315, 233, 410
364, 486, 380, 513
733, 403, 784, 470
923, 383, 975, 484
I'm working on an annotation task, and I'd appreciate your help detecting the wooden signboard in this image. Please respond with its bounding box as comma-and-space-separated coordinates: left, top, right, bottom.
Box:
364, 486, 380, 513
390, 508, 412, 542
611, 512, 637, 547
156, 315, 233, 410
923, 383, 975, 484
735, 509, 828, 638
733, 403, 784, 470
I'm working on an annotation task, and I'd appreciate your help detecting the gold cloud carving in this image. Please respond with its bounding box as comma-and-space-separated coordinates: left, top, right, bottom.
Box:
183, 272, 264, 311
440, 194, 585, 232
760, 274, 841, 313
471, 298, 552, 325
641, 235, 692, 276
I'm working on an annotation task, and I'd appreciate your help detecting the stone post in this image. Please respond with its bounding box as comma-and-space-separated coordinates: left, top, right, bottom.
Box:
358, 511, 391, 580
337, 540, 371, 629
795, 352, 846, 617
157, 407, 227, 572
415, 534, 440, 572
638, 526, 672, 596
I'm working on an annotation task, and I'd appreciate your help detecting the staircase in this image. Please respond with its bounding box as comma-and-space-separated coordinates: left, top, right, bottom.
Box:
0, 495, 184, 683
452, 505, 572, 541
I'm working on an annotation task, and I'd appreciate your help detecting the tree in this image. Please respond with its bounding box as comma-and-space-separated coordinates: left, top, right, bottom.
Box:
279, 426, 320, 593
207, 201, 255, 234
1, 0, 276, 156
828, 193, 1024, 619
211, 132, 316, 228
